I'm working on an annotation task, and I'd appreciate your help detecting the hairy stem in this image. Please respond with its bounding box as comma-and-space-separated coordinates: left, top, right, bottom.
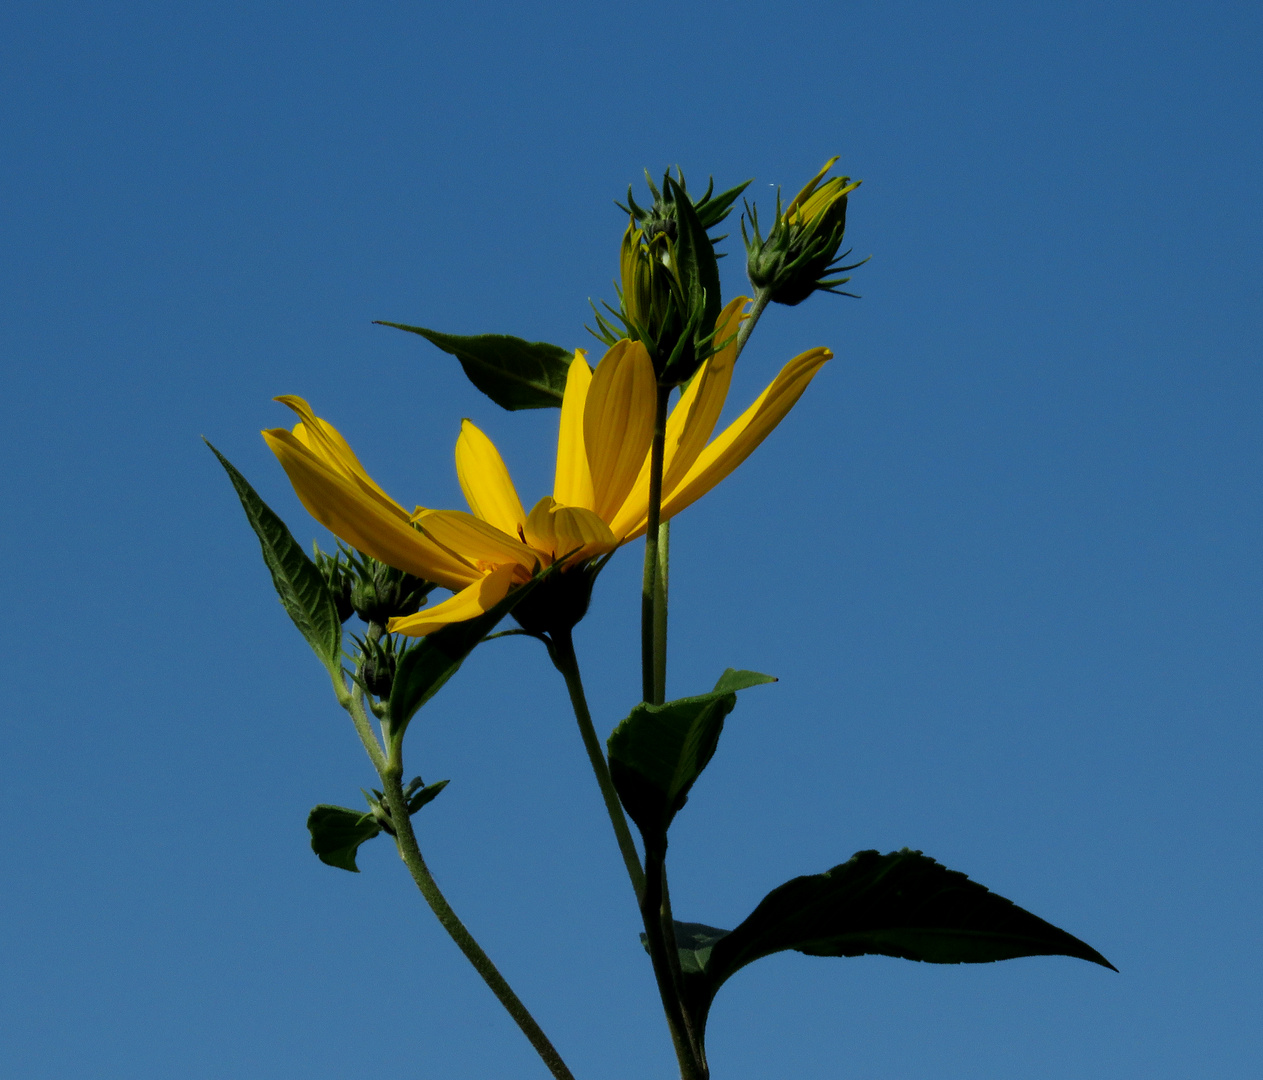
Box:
379, 763, 576, 1080
550, 628, 646, 902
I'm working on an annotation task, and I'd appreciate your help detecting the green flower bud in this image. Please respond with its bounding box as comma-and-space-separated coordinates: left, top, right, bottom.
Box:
345, 549, 434, 626
591, 169, 750, 386
744, 157, 866, 307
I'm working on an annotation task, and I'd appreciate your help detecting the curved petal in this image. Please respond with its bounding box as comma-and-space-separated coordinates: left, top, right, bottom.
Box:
263, 428, 477, 591
275, 396, 406, 517
523, 496, 617, 563
413, 509, 537, 572
659, 347, 832, 526
661, 295, 749, 493
584, 339, 657, 523
455, 419, 526, 534
616, 347, 833, 541
606, 298, 749, 538
553, 352, 594, 510
386, 564, 517, 638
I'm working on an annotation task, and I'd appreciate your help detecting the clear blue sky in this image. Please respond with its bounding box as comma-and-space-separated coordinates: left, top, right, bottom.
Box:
2, 2, 1260, 1077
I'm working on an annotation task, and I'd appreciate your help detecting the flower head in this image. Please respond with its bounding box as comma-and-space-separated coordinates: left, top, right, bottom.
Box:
744, 157, 865, 307
263, 297, 831, 638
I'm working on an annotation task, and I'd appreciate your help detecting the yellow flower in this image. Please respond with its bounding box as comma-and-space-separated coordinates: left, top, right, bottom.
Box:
262, 297, 831, 638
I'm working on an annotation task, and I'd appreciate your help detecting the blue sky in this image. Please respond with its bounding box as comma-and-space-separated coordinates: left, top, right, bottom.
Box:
2, 2, 1260, 1077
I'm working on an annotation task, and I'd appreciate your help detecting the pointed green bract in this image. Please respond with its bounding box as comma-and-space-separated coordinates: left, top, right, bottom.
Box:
387, 571, 551, 745
663, 175, 722, 385
376, 322, 571, 410
606, 669, 775, 844
307, 804, 382, 872
207, 440, 343, 679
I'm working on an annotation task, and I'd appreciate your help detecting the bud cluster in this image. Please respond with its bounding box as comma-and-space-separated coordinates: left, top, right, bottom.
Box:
316, 542, 435, 699
743, 157, 866, 307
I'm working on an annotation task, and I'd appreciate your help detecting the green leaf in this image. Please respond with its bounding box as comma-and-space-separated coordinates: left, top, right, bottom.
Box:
667, 175, 722, 338
387, 571, 550, 740
307, 804, 381, 872
675, 848, 1115, 1035
375, 323, 572, 411
606, 669, 775, 843
206, 440, 342, 678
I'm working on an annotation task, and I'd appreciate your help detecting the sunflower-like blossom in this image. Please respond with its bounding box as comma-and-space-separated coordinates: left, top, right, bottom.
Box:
262, 297, 831, 638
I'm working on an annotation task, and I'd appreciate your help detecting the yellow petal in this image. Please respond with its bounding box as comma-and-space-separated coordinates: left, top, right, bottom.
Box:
784, 156, 840, 222
413, 509, 537, 572
454, 419, 526, 535
606, 297, 748, 538
614, 347, 832, 541
659, 348, 831, 526
553, 351, 594, 510
523, 496, 617, 563
584, 339, 657, 522
387, 564, 517, 638
275, 396, 405, 517
662, 295, 748, 492
262, 428, 477, 591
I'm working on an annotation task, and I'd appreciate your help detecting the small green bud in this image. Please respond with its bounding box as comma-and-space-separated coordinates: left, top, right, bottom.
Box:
744, 157, 866, 307
343, 548, 434, 626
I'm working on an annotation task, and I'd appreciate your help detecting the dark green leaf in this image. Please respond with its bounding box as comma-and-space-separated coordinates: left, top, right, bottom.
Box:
307, 804, 381, 872
375, 323, 571, 411
607, 669, 774, 842
667, 175, 722, 338
206, 440, 342, 678
675, 848, 1115, 1033
388, 571, 549, 740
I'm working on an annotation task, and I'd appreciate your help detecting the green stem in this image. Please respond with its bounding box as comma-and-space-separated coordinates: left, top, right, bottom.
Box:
334, 669, 386, 774
653, 520, 669, 705
642, 845, 707, 1080
379, 763, 577, 1080
550, 628, 646, 902
641, 384, 672, 705
734, 287, 772, 362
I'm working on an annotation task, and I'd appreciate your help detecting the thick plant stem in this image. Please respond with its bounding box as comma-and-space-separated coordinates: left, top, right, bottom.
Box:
733, 287, 771, 361
550, 628, 646, 902
641, 384, 672, 705
379, 765, 577, 1080
642, 845, 707, 1080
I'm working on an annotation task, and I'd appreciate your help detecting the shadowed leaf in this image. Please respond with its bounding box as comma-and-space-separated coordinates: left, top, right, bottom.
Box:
607, 669, 775, 844
376, 323, 571, 410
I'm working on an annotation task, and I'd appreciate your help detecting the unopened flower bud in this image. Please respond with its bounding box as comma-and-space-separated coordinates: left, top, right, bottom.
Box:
744, 157, 865, 307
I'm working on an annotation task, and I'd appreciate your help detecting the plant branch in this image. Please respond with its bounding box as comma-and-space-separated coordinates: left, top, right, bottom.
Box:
378, 762, 577, 1080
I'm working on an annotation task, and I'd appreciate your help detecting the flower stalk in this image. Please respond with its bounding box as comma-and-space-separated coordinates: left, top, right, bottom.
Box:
549, 628, 646, 901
